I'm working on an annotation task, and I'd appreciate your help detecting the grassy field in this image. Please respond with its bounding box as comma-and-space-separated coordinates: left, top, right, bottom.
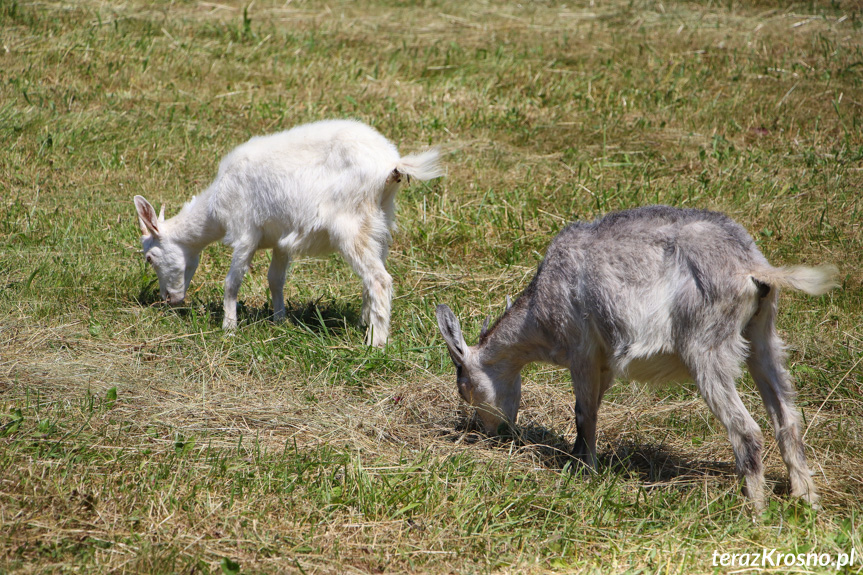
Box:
1, 0, 862, 572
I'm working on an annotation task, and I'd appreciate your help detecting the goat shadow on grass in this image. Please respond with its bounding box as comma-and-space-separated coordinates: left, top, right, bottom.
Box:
202, 297, 362, 334
284, 298, 362, 335
441, 415, 790, 493
135, 281, 162, 306
441, 415, 576, 464
601, 440, 736, 485
136, 284, 362, 334
598, 441, 792, 496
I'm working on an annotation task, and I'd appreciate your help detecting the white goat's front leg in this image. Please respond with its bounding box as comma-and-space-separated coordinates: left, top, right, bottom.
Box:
223, 241, 258, 330
268, 248, 291, 322
341, 236, 392, 348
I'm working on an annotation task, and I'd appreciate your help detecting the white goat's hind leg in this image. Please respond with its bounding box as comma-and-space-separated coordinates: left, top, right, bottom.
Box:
360, 283, 372, 329
363, 258, 392, 348
341, 238, 392, 348
268, 248, 291, 322
223, 241, 258, 330
690, 350, 767, 510
746, 296, 819, 507
364, 240, 391, 331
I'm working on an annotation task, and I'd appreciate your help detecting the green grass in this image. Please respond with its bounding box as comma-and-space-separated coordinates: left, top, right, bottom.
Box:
1, 0, 862, 572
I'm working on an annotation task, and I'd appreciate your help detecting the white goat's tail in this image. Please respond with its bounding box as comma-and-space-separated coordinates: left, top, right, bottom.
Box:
396, 148, 444, 181
753, 264, 840, 296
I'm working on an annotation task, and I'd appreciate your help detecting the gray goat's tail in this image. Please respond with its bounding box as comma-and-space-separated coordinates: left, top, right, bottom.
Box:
753, 264, 840, 296
395, 148, 444, 182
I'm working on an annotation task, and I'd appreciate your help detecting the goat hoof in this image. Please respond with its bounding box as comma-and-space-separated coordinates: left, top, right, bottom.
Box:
567, 456, 595, 476
794, 490, 820, 511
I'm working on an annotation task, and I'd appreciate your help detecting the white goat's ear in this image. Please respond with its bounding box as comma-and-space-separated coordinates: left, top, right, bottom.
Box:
158, 204, 165, 223
136, 216, 148, 237
505, 295, 513, 310
134, 195, 161, 238
436, 304, 468, 367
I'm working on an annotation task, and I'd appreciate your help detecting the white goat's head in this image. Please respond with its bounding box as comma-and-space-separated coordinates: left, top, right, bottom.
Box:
435, 304, 521, 434
134, 195, 199, 306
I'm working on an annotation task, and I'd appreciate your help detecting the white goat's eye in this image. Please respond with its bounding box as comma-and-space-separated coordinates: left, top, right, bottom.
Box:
145, 254, 153, 264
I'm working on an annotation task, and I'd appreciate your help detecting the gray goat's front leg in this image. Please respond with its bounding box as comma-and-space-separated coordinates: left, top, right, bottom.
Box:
268, 248, 291, 322
570, 360, 606, 470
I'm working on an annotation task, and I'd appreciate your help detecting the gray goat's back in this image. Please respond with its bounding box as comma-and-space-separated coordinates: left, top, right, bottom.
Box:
529, 205, 767, 378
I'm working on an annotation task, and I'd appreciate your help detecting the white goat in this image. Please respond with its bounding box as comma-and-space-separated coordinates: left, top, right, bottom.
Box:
436, 205, 838, 509
134, 119, 443, 346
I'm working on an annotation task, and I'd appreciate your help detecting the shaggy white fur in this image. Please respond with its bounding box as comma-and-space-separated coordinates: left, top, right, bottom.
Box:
135, 119, 443, 346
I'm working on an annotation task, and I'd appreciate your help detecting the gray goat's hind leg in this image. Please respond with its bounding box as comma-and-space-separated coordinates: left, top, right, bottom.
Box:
690, 349, 767, 510
746, 293, 819, 507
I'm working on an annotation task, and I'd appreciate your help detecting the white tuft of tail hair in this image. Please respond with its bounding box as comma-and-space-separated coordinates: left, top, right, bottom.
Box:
396, 148, 444, 181
753, 264, 840, 296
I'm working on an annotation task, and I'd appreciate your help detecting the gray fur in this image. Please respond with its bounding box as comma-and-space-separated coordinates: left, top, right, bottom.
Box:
437, 205, 838, 510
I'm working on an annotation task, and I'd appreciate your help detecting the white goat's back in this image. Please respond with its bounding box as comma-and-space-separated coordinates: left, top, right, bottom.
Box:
204, 120, 411, 250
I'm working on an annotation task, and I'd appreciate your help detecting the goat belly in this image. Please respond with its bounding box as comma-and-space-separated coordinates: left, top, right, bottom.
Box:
621, 353, 693, 385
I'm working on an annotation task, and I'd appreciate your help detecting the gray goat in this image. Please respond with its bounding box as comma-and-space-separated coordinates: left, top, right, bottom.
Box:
436, 205, 838, 509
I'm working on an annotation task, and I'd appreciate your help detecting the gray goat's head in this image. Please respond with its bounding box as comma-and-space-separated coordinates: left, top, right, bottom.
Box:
435, 304, 521, 434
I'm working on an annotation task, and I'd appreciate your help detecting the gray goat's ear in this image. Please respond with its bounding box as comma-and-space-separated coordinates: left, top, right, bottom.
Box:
436, 304, 467, 367
134, 195, 161, 238
480, 315, 491, 339
505, 295, 513, 311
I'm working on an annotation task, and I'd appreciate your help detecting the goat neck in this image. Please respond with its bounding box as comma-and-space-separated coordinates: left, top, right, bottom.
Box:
164, 193, 225, 251
477, 295, 558, 375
